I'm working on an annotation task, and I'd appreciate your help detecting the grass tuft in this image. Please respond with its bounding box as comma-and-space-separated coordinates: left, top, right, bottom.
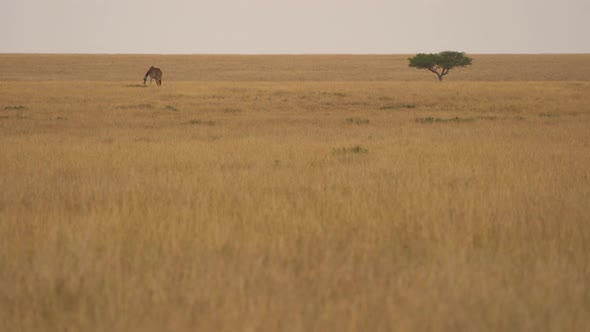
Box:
116, 104, 154, 110
4, 105, 27, 110
345, 117, 370, 125
380, 103, 416, 110
223, 108, 242, 113
333, 145, 369, 154
186, 119, 216, 126
415, 116, 497, 124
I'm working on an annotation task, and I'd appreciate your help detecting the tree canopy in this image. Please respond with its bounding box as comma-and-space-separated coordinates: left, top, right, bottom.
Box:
408, 51, 472, 81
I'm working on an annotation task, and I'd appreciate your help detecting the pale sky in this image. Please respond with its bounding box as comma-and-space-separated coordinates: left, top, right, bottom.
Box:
1, 0, 589, 54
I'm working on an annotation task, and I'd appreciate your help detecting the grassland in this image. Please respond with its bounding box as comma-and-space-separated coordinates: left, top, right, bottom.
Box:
0, 54, 589, 331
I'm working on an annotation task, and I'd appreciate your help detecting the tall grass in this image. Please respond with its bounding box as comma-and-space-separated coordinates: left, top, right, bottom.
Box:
0, 55, 589, 331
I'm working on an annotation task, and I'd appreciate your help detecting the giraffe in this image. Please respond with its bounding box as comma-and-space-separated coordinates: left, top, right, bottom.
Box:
143, 66, 163, 86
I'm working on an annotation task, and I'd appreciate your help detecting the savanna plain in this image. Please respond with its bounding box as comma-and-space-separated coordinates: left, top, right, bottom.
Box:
1, 54, 589, 331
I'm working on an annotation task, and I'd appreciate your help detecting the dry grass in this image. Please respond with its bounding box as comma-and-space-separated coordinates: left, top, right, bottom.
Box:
0, 55, 589, 331
2, 54, 590, 81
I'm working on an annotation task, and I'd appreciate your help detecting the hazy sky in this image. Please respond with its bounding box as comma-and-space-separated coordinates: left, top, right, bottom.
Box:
1, 0, 589, 54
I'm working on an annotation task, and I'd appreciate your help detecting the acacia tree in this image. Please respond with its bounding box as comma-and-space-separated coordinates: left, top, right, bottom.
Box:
408, 51, 472, 81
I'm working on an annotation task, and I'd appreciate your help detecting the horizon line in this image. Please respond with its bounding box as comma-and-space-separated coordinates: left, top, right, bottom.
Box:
2, 52, 590, 56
